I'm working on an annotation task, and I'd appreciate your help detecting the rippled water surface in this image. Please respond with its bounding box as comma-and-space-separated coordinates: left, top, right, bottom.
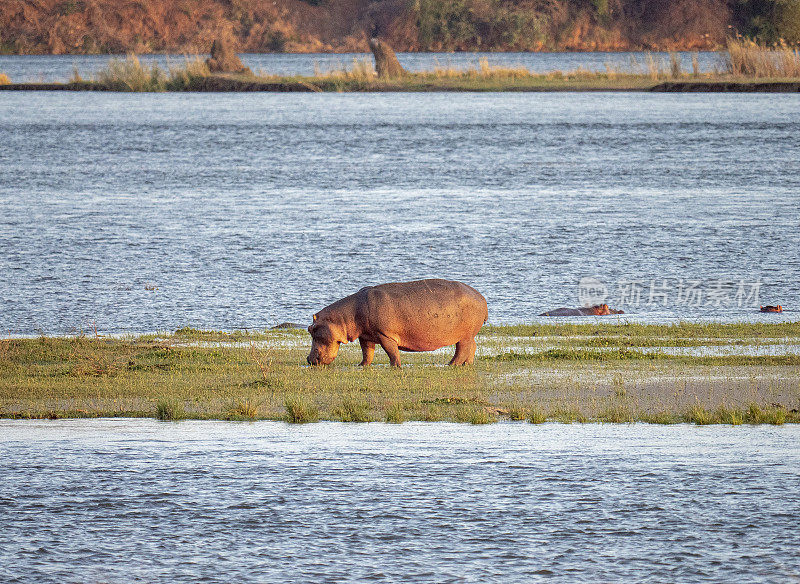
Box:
1, 420, 798, 582
1, 91, 799, 333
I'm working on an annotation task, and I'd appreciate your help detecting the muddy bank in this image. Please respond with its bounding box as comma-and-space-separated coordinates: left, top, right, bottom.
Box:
653, 81, 800, 92
4, 77, 800, 92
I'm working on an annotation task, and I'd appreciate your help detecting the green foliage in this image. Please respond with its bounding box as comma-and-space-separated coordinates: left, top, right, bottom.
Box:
492, 348, 661, 362
731, 0, 800, 43
686, 405, 713, 425
776, 0, 800, 42
593, 0, 610, 17
415, 0, 549, 50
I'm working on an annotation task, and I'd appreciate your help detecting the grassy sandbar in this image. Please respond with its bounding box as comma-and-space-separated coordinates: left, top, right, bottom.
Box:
2, 322, 798, 424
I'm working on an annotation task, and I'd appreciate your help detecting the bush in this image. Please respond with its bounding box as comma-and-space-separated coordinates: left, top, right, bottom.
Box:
776, 0, 800, 43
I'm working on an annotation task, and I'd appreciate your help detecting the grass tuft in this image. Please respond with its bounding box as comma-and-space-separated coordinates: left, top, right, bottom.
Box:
506, 404, 528, 421
528, 407, 547, 424
284, 395, 318, 424
335, 395, 371, 422
552, 408, 588, 424
227, 399, 259, 420
156, 398, 184, 421
385, 403, 405, 424
685, 405, 713, 425
466, 408, 497, 425
597, 405, 635, 424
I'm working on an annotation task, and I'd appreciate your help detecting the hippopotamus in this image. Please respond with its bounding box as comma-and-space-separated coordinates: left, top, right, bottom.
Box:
307, 279, 488, 367
760, 305, 783, 313
539, 304, 624, 316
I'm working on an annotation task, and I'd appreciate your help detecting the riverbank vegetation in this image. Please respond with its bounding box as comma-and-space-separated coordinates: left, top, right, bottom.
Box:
2, 0, 799, 54
2, 39, 799, 92
2, 322, 798, 424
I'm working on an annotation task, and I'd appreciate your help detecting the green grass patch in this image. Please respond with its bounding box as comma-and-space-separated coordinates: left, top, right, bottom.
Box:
156, 398, 184, 421
284, 395, 318, 424
1, 325, 799, 424
335, 395, 372, 422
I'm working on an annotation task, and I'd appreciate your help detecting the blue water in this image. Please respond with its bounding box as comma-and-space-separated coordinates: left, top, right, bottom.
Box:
1, 91, 798, 334
0, 51, 723, 83
1, 420, 798, 583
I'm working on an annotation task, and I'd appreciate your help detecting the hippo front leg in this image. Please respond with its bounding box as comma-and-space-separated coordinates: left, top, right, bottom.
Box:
359, 338, 375, 367
377, 334, 402, 368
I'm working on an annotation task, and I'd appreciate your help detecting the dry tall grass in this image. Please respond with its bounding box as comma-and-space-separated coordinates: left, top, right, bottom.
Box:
88, 54, 210, 91
726, 37, 800, 77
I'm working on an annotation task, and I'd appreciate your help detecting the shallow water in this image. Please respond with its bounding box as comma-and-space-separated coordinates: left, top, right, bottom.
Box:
0, 420, 798, 582
0, 51, 722, 83
1, 91, 799, 334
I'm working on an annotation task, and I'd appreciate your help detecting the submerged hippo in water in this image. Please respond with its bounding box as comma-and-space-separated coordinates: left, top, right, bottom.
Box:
307, 279, 488, 367
760, 305, 783, 313
539, 304, 624, 317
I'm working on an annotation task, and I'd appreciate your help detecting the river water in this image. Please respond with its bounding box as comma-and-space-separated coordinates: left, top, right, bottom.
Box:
0, 420, 798, 582
0, 51, 723, 83
1, 89, 798, 334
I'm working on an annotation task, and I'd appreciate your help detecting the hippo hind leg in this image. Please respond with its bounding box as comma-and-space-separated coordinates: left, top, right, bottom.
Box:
377, 334, 402, 368
449, 338, 476, 366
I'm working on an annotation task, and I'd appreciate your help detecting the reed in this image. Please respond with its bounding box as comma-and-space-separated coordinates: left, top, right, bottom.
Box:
725, 37, 800, 78
89, 54, 211, 91
95, 55, 166, 91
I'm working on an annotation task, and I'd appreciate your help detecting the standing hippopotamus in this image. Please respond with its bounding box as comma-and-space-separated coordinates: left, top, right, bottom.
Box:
539, 304, 624, 316
307, 279, 488, 367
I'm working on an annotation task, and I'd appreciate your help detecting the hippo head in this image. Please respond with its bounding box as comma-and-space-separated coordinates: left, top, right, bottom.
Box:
307, 314, 345, 365
589, 304, 611, 315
